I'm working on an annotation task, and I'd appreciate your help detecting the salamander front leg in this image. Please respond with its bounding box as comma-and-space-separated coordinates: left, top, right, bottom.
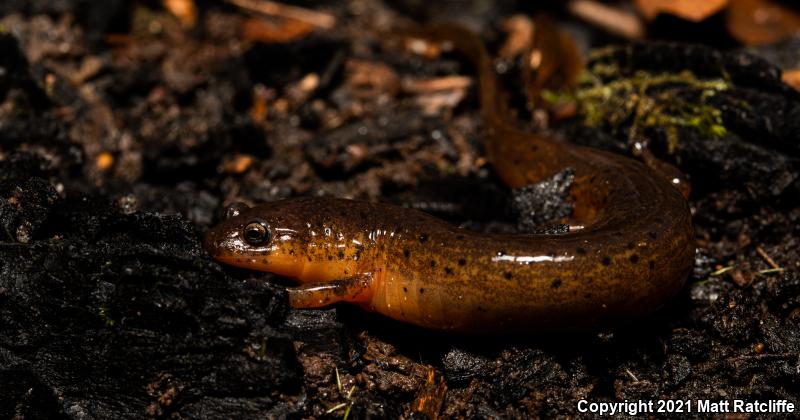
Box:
287, 274, 374, 308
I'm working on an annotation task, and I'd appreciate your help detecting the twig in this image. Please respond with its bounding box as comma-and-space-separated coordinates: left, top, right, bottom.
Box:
567, 0, 644, 40
226, 0, 335, 29
326, 403, 347, 414
755, 268, 784, 276
710, 266, 734, 276
402, 76, 473, 93
755, 246, 781, 270
624, 368, 639, 382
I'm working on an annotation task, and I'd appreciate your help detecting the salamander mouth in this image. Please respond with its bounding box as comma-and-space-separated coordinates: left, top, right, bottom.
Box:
215, 254, 271, 271
202, 233, 266, 270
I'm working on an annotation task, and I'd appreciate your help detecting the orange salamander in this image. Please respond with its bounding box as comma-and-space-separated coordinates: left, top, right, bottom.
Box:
204, 23, 695, 334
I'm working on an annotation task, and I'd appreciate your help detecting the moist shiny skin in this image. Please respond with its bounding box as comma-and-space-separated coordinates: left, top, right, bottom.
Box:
204, 23, 694, 334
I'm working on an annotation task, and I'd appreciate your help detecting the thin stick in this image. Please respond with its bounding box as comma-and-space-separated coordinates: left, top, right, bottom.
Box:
227, 0, 335, 29
755, 246, 781, 270
567, 0, 644, 40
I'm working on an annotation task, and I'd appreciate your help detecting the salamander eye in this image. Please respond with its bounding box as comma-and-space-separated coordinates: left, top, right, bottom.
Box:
224, 202, 250, 220
243, 220, 271, 245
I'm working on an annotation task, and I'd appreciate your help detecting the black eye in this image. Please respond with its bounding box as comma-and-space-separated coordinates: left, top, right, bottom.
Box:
243, 220, 271, 245
224, 202, 250, 220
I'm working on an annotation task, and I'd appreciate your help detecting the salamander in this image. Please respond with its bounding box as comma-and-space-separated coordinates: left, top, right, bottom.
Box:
203, 23, 695, 334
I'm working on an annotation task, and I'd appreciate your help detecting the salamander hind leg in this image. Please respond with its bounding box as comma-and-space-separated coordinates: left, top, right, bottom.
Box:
287, 274, 374, 309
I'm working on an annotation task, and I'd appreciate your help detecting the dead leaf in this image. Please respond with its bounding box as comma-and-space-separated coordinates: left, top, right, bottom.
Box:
402, 76, 472, 94
636, 0, 729, 22
221, 154, 254, 174
242, 17, 314, 43
227, 0, 335, 30
499, 15, 534, 59
727, 0, 800, 45
344, 59, 400, 99
162, 0, 197, 28
568, 0, 644, 39
782, 69, 800, 91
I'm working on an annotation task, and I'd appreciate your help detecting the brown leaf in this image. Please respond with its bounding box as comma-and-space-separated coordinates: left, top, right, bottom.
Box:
242, 17, 314, 43
499, 15, 534, 59
782, 69, 800, 91
344, 59, 400, 99
635, 0, 729, 22
162, 0, 197, 28
727, 0, 800, 45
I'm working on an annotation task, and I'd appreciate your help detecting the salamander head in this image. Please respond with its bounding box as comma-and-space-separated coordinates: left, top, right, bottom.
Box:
203, 198, 363, 282
204, 201, 311, 278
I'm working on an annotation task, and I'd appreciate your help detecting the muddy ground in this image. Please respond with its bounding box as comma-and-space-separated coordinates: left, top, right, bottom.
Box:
1, 1, 799, 418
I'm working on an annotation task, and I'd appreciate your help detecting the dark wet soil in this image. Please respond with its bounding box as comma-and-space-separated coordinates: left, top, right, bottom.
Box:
1, 1, 798, 418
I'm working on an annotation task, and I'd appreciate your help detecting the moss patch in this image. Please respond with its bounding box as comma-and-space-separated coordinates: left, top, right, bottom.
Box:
547, 56, 730, 154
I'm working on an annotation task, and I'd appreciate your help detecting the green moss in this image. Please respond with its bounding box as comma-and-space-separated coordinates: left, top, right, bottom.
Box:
548, 58, 730, 152
98, 306, 116, 327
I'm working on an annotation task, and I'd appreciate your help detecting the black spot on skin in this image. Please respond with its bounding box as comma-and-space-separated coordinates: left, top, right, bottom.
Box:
327, 255, 333, 261
403, 287, 408, 293
419, 234, 428, 243
403, 249, 410, 258
576, 247, 587, 255
337, 251, 345, 259
235, 258, 242, 263
429, 260, 436, 268
551, 278, 562, 288
504, 272, 513, 280
585, 293, 592, 299
601, 256, 611, 266
445, 267, 454, 275
630, 254, 639, 264
648, 231, 657, 239
307, 256, 312, 262
419, 288, 425, 294
458, 258, 466, 266
262, 258, 268, 263
649, 260, 655, 270
627, 242, 635, 250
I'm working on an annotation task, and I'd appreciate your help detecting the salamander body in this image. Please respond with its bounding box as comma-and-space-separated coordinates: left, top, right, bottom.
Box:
204, 23, 694, 334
